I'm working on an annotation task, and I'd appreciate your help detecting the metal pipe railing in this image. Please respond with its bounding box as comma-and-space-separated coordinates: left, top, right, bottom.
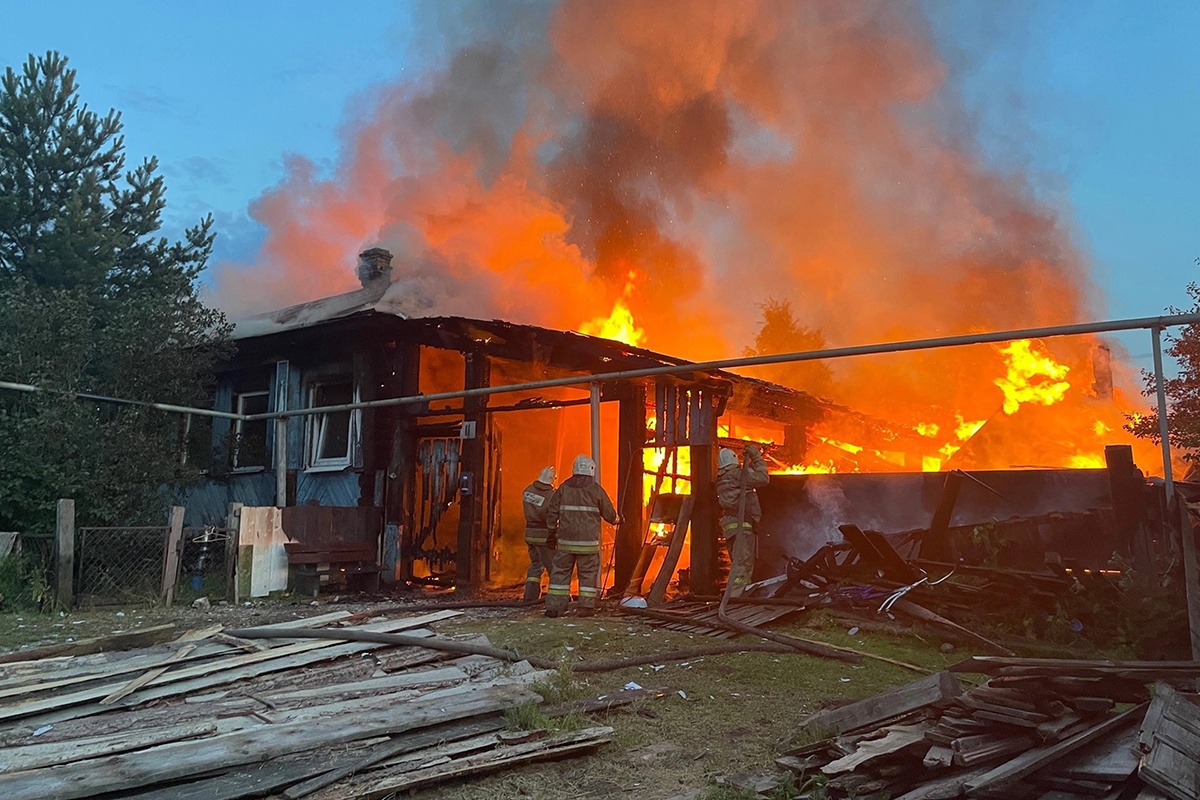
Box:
236, 312, 1200, 422
4, 313, 1199, 435
0, 380, 242, 420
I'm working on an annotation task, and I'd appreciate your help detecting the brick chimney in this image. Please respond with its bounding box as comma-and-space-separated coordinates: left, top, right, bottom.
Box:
357, 247, 393, 288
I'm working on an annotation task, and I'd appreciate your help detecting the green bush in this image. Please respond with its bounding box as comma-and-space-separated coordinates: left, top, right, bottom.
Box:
0, 548, 52, 611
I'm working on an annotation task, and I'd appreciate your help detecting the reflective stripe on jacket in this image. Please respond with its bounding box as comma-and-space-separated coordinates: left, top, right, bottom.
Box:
546, 475, 618, 554
522, 480, 554, 544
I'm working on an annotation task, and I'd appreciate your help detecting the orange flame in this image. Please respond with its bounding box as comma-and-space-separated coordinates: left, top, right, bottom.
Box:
995, 340, 1071, 415
579, 271, 646, 347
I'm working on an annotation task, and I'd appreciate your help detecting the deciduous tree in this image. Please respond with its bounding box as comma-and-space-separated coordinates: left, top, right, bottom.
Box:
1129, 269, 1200, 465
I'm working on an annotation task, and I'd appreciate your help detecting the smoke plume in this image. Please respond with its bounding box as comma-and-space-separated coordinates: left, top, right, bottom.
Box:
214, 1, 1135, 457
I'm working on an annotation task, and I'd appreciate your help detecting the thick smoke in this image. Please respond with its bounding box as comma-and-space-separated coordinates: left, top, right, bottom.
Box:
214, 1, 1114, 432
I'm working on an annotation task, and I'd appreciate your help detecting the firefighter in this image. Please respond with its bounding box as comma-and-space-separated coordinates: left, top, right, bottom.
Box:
716, 444, 769, 598
545, 454, 620, 618
522, 466, 557, 601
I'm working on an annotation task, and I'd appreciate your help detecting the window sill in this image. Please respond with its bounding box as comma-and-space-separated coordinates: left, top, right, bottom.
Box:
232, 466, 267, 474
305, 462, 352, 474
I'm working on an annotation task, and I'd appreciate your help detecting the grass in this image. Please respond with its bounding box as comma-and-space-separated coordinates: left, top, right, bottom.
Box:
424, 608, 974, 800
0, 600, 1058, 800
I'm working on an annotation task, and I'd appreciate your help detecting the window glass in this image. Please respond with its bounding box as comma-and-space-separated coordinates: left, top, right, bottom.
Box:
308, 380, 356, 466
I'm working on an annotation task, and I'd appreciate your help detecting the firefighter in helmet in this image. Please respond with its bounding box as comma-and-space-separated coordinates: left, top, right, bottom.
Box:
716, 444, 769, 598
521, 466, 557, 601
545, 455, 620, 618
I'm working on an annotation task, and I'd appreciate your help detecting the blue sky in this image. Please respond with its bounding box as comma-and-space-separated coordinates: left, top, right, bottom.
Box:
2, 1, 1197, 362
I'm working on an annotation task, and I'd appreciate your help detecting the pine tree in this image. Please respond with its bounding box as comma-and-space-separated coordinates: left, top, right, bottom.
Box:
0, 51, 232, 533
744, 299, 835, 398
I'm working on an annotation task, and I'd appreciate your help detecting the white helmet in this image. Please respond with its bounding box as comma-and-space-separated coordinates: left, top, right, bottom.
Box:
717, 448, 739, 469
537, 466, 556, 484
572, 454, 596, 477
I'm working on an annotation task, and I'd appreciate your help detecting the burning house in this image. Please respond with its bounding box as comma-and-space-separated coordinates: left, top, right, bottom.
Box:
187, 248, 846, 595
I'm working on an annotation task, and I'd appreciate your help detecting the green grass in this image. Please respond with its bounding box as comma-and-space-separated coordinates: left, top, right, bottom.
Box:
425, 608, 975, 800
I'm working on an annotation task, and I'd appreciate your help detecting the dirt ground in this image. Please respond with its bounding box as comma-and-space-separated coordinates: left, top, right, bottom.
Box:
0, 596, 976, 800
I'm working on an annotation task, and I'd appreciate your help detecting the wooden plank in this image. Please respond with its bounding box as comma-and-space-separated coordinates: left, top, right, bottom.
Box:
2, 612, 459, 725
162, 506, 186, 605
0, 683, 537, 800
923, 744, 954, 769
647, 495, 694, 605
1137, 685, 1200, 800
117, 744, 382, 800
0, 641, 233, 699
891, 765, 994, 800
100, 643, 198, 704
821, 724, 929, 775
0, 624, 176, 666
1051, 724, 1139, 782
282, 717, 508, 799
0, 722, 217, 773
964, 704, 1147, 795
799, 671, 961, 736
338, 726, 613, 800
951, 657, 1200, 678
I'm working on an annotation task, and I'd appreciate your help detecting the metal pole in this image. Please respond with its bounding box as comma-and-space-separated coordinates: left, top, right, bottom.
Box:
1151, 326, 1175, 498
0, 380, 242, 420
240, 312, 1200, 423
590, 383, 601, 480
275, 417, 288, 508
10, 312, 1200, 427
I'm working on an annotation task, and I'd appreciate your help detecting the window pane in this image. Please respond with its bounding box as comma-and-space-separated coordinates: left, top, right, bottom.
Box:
319, 408, 352, 460
310, 381, 354, 463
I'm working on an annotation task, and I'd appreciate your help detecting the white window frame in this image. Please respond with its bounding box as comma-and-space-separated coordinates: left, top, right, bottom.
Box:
232, 391, 270, 472
305, 380, 361, 471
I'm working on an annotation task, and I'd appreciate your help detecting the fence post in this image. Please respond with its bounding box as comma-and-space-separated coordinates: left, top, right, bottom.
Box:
225, 502, 243, 604
162, 506, 185, 606
55, 499, 75, 611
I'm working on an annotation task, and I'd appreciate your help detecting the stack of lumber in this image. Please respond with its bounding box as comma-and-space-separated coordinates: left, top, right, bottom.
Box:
0, 609, 611, 800
778, 658, 1200, 800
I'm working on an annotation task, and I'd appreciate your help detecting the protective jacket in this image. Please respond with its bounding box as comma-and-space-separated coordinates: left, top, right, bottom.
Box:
522, 480, 555, 545
716, 447, 769, 533
547, 475, 618, 554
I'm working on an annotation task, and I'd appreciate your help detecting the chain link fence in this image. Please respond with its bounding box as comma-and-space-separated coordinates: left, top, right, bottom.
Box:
76, 526, 169, 606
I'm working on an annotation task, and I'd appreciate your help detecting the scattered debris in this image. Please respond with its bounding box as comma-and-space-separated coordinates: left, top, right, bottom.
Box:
776, 657, 1200, 799
0, 609, 612, 799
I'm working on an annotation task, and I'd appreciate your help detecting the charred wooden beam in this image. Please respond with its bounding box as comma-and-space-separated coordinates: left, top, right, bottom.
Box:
385, 342, 420, 585
691, 443, 718, 595
614, 385, 646, 595
455, 352, 490, 589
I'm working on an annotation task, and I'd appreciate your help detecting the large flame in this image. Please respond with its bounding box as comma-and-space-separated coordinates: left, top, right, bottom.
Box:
994, 340, 1072, 415
214, 2, 1166, 477
579, 271, 646, 346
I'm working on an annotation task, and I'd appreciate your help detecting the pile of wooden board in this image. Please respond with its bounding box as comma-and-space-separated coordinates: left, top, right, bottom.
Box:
778, 658, 1200, 800
0, 609, 611, 800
